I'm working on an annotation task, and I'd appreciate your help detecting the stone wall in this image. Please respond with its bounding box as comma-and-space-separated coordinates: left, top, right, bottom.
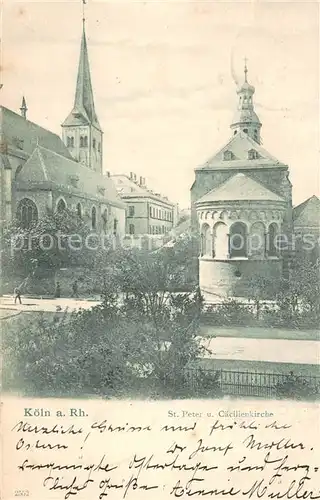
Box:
199, 257, 283, 298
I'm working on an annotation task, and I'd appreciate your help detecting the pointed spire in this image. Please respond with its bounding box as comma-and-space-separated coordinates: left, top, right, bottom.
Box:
20, 96, 27, 119
62, 19, 101, 130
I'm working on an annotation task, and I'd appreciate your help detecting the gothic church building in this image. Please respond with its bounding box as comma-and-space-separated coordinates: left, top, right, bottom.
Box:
0, 20, 125, 240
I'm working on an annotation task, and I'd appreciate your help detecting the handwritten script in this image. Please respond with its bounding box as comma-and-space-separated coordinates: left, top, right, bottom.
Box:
3, 401, 320, 499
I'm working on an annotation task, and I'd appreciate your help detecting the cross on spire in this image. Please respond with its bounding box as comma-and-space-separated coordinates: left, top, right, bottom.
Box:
82, 0, 87, 26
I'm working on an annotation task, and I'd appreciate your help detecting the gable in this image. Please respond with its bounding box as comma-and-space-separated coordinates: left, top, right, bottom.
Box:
197, 131, 285, 170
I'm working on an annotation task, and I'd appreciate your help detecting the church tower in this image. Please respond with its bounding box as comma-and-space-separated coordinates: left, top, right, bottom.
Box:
62, 18, 103, 173
230, 61, 262, 144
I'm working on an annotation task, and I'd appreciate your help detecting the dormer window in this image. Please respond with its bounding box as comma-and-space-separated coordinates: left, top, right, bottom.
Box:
223, 150, 233, 161
248, 149, 259, 160
69, 174, 79, 188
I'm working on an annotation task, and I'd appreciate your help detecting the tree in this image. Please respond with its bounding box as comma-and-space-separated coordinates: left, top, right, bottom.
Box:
3, 248, 207, 398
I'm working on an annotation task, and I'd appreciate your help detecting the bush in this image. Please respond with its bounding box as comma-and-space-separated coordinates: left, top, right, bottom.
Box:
274, 373, 320, 401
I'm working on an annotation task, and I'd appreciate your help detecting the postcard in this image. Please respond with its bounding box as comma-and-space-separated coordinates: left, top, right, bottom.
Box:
1, 0, 319, 499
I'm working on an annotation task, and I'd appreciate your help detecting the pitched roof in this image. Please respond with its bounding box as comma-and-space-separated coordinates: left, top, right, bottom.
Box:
293, 195, 320, 228
0, 106, 72, 159
196, 173, 284, 204
62, 24, 101, 130
197, 131, 285, 170
15, 145, 124, 207
111, 174, 174, 206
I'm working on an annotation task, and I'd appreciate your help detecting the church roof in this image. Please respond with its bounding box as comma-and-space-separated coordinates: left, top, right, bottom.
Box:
197, 131, 285, 170
62, 23, 101, 130
0, 106, 72, 159
293, 195, 320, 229
15, 145, 124, 207
196, 173, 285, 204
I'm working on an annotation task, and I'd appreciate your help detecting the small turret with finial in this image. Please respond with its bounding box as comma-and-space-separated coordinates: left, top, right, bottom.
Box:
20, 96, 28, 119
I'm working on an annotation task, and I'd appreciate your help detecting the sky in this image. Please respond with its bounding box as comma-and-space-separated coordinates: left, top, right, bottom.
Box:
1, 0, 319, 209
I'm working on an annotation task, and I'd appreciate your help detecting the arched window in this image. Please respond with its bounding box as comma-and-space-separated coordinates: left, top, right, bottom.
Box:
250, 222, 266, 258
84, 136, 88, 147
56, 198, 67, 213
268, 223, 279, 257
129, 224, 135, 235
200, 223, 212, 257
16, 198, 38, 228
76, 202, 82, 218
102, 209, 108, 233
91, 206, 97, 230
67, 136, 74, 148
229, 222, 247, 258
80, 136, 84, 148
213, 222, 228, 259
113, 218, 118, 235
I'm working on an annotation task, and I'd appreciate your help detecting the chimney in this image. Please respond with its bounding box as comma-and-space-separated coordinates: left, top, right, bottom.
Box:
20, 96, 27, 119
105, 171, 110, 178
133, 173, 137, 182
129, 172, 134, 180
139, 176, 143, 185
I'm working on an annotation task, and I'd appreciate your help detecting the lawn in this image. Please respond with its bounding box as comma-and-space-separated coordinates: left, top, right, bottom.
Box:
199, 325, 320, 341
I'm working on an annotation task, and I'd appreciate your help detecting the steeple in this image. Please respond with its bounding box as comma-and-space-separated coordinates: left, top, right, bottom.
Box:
62, 20, 101, 130
20, 96, 27, 119
230, 60, 262, 144
61, 13, 103, 172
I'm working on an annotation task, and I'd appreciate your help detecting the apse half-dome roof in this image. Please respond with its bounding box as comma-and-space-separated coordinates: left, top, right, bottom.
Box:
196, 173, 285, 204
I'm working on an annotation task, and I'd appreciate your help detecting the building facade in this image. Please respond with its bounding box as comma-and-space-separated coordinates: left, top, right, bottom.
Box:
191, 65, 293, 298
0, 20, 126, 242
112, 172, 176, 237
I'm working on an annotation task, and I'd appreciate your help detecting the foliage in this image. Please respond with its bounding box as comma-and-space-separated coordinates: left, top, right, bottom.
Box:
3, 251, 207, 398
2, 209, 98, 276
274, 372, 320, 401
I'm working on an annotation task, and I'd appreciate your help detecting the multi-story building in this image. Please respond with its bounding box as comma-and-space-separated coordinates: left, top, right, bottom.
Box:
111, 173, 177, 236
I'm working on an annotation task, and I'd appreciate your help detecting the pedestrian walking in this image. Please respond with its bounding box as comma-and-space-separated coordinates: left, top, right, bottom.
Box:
54, 282, 61, 298
14, 287, 22, 304
71, 280, 79, 298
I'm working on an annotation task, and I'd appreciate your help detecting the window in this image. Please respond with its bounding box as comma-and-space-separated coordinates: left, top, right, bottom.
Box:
129, 206, 135, 217
162, 225, 165, 234
67, 136, 74, 148
80, 136, 88, 148
248, 149, 259, 160
98, 142, 101, 153
223, 150, 233, 161
129, 224, 135, 235
243, 128, 248, 134
229, 222, 248, 258
76, 202, 82, 218
16, 198, 38, 228
102, 209, 108, 233
113, 219, 118, 235
93, 138, 96, 149
56, 198, 67, 212
149, 206, 152, 217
